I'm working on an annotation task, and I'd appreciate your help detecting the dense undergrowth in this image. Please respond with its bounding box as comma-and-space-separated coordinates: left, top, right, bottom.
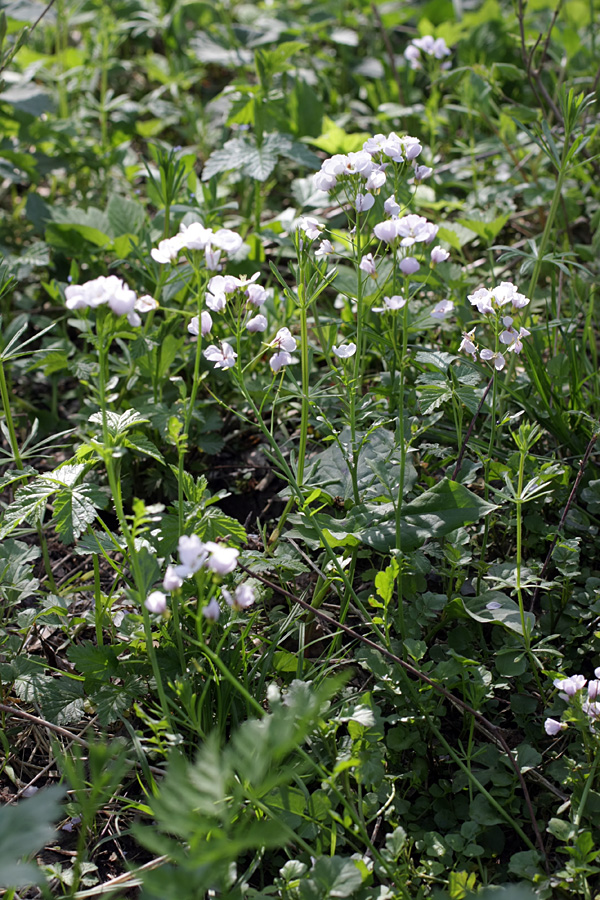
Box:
1, 0, 600, 897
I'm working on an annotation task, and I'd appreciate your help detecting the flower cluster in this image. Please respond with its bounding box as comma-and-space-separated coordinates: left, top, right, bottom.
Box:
151, 220, 243, 271
459, 281, 532, 371
374, 212, 438, 247
313, 131, 426, 203
65, 276, 158, 327
144, 534, 255, 620
404, 35, 451, 71
544, 669, 600, 735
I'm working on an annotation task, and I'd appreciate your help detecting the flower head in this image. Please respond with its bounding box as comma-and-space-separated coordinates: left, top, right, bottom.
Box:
247, 314, 268, 333
431, 299, 453, 320
373, 295, 407, 313
544, 718, 567, 736
203, 598, 221, 621
222, 583, 256, 610
359, 253, 377, 277
204, 541, 239, 575
333, 342, 357, 359
204, 342, 237, 369
145, 591, 167, 614
459, 329, 477, 358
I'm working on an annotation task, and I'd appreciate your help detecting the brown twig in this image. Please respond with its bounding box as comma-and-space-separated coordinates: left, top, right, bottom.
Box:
530, 428, 599, 611
451, 374, 495, 481
239, 562, 548, 864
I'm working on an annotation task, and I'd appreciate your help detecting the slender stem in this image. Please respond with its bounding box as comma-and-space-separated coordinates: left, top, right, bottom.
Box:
296, 256, 310, 486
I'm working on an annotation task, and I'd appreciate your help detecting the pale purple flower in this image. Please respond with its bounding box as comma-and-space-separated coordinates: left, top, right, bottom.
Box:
145, 591, 167, 614
203, 597, 221, 621
204, 541, 239, 575
204, 341, 237, 369
188, 311, 212, 337
401, 136, 422, 161
396, 214, 438, 247
271, 327, 297, 352
363, 133, 388, 155
554, 674, 587, 699
65, 276, 144, 326
544, 718, 567, 736
499, 322, 530, 354
333, 342, 357, 359
359, 253, 377, 276
384, 195, 401, 217
373, 295, 407, 313
480, 349, 506, 370
247, 314, 268, 333
205, 245, 221, 270
163, 565, 184, 592
365, 167, 387, 191
374, 220, 399, 243
430, 246, 450, 264
404, 44, 422, 70
399, 256, 420, 275
298, 217, 324, 240
468, 287, 494, 315
313, 170, 338, 192
431, 299, 453, 319
459, 329, 477, 358
315, 239, 334, 260
355, 193, 375, 212
246, 283, 268, 307
413, 163, 432, 181
222, 583, 255, 610
270, 350, 293, 372
588, 680, 600, 701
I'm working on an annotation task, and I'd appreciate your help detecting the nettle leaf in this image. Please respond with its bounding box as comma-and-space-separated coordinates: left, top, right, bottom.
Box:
0, 538, 40, 605
123, 434, 165, 463
89, 409, 150, 436
0, 479, 56, 538
0, 786, 64, 888
13, 672, 85, 725
52, 482, 108, 545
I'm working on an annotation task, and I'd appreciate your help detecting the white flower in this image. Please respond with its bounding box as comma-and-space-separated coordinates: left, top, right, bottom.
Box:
177, 535, 208, 577
468, 287, 495, 315
204, 342, 237, 369
247, 314, 268, 333
544, 718, 567, 736
298, 217, 324, 240
480, 349, 506, 370
270, 350, 292, 372
204, 541, 239, 575
315, 239, 335, 260
151, 234, 186, 264
145, 591, 167, 614
359, 253, 377, 276
203, 597, 221, 621
459, 329, 477, 358
431, 299, 453, 319
430, 246, 449, 264
179, 221, 213, 250
401, 136, 422, 161
313, 170, 338, 192
373, 295, 407, 313
64, 276, 146, 326
588, 680, 600, 701
355, 193, 375, 212
363, 133, 388, 155
404, 43, 422, 70
211, 228, 243, 254
222, 583, 255, 610
136, 294, 159, 313
163, 565, 184, 592
271, 327, 297, 352
400, 256, 420, 275
333, 342, 357, 358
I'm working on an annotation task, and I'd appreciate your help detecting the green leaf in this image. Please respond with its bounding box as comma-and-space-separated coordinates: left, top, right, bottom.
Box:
301, 856, 363, 899
309, 117, 371, 154
52, 482, 107, 544
106, 194, 145, 236
462, 591, 535, 636
0, 786, 64, 888
123, 434, 165, 463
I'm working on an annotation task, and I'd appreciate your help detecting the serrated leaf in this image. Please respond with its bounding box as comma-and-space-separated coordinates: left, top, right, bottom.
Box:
52, 482, 107, 545
106, 194, 145, 236
0, 479, 55, 537
89, 409, 150, 436
124, 434, 165, 463
0, 786, 64, 888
